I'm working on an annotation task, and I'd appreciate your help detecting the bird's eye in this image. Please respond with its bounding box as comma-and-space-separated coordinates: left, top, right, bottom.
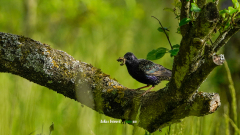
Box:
126, 57, 131, 60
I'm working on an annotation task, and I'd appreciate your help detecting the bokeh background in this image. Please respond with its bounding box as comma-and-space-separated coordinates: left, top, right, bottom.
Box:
0, 0, 239, 134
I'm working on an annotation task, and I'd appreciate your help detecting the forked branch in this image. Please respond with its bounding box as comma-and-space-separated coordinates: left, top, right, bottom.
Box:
0, 32, 222, 132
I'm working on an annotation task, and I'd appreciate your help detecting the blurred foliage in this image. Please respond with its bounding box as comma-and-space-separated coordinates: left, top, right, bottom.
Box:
0, 0, 239, 134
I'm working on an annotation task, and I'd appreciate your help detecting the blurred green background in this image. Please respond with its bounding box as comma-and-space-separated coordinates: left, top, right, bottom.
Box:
0, 0, 239, 134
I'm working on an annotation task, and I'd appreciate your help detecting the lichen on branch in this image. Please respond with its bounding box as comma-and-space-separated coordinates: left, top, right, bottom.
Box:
0, 30, 223, 133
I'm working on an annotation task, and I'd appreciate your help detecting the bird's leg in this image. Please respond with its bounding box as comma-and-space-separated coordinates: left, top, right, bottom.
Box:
136, 85, 150, 91
128, 85, 150, 91
141, 86, 155, 96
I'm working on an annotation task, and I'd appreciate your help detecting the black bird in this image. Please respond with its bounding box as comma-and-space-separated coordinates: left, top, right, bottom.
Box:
117, 52, 172, 96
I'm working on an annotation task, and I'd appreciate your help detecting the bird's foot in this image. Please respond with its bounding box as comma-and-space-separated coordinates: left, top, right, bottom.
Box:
127, 88, 137, 91
128, 85, 151, 93
136, 85, 150, 90
140, 86, 155, 97
140, 91, 150, 97
128, 88, 145, 92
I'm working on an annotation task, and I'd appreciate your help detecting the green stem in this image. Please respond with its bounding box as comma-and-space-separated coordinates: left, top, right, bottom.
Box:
224, 61, 238, 135
224, 114, 240, 134
151, 16, 173, 49
224, 105, 230, 135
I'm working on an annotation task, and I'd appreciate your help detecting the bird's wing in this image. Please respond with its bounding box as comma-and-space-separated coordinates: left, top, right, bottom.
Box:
147, 65, 172, 77
138, 59, 172, 77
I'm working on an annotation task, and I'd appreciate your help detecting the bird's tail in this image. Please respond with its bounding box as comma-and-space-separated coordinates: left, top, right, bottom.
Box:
162, 69, 172, 81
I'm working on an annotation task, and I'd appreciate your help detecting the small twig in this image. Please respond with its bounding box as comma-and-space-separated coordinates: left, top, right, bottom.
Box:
173, 8, 179, 20
151, 16, 173, 49
212, 28, 230, 51
214, 0, 219, 6
212, 27, 240, 52
209, 38, 213, 45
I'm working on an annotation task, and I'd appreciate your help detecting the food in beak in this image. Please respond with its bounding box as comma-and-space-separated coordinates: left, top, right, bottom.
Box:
117, 57, 125, 66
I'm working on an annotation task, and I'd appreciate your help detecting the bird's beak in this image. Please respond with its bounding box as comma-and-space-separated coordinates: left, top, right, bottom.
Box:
117, 57, 126, 66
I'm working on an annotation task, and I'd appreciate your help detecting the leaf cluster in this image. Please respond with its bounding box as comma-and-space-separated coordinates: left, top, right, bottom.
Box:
179, 2, 201, 26
147, 0, 240, 61
146, 45, 179, 60
219, 0, 240, 31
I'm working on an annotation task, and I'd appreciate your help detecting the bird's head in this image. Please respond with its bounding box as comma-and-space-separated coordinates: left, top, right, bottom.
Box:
117, 52, 138, 66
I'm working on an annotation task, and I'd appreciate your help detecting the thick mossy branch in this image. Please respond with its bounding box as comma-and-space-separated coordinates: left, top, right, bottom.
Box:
172, 2, 219, 93
0, 32, 221, 132
195, 2, 219, 40
178, 54, 225, 99
168, 1, 239, 130
139, 90, 220, 132
180, 0, 190, 36
197, 0, 206, 9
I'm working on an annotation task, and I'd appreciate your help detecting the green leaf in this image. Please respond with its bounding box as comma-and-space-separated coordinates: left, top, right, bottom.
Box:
223, 21, 231, 31
176, 27, 181, 34
157, 27, 170, 32
175, 15, 180, 19
157, 27, 169, 36
236, 14, 240, 18
220, 9, 230, 14
228, 6, 238, 15
163, 8, 174, 12
173, 0, 182, 9
172, 44, 180, 49
232, 0, 240, 9
219, 9, 229, 18
169, 48, 179, 57
219, 9, 229, 17
226, 21, 231, 27
179, 18, 191, 26
156, 52, 166, 59
146, 47, 167, 60
191, 3, 201, 12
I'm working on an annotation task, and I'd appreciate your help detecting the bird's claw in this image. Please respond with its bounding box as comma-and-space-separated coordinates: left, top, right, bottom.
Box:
117, 57, 125, 66
126, 88, 136, 91
140, 91, 148, 97
127, 88, 141, 91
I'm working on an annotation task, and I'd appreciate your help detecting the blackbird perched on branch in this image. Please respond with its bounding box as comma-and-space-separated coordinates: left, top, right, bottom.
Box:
117, 52, 172, 96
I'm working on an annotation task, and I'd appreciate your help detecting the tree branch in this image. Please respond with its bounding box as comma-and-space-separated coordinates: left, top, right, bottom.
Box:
212, 16, 240, 53
0, 32, 221, 132
194, 2, 219, 40
213, 28, 240, 52
171, 2, 219, 94
197, 0, 206, 9
180, 0, 190, 36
